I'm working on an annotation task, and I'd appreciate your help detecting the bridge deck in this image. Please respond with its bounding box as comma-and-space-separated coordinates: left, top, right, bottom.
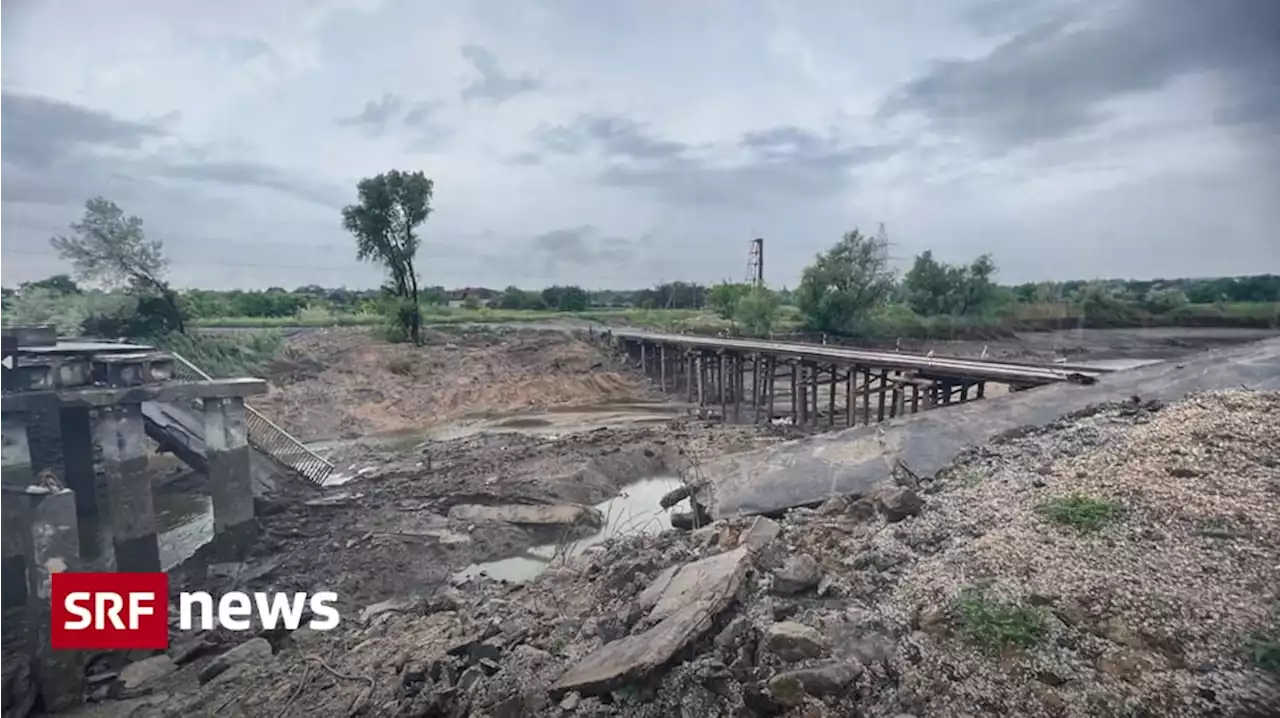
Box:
607, 329, 1109, 386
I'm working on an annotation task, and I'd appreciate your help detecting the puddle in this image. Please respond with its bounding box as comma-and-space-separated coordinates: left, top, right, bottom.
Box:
452, 475, 690, 584
80, 489, 214, 572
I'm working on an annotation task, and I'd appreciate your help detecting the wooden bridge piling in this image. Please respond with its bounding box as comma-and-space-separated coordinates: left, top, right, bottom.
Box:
612, 331, 1098, 429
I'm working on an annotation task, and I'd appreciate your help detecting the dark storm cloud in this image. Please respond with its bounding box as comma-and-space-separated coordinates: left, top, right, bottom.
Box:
532, 114, 896, 208
1, 91, 165, 169
459, 45, 542, 103
882, 0, 1280, 149
336, 93, 404, 136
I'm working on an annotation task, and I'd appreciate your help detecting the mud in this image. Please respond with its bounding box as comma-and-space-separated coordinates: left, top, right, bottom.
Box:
59, 390, 1280, 718
883, 326, 1280, 362
160, 326, 795, 610
251, 327, 656, 441
26, 325, 1278, 717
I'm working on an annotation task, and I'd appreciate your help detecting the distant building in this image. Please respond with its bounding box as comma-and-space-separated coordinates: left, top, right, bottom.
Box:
445, 287, 499, 309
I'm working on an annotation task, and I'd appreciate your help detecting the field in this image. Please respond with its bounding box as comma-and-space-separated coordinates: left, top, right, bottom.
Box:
188, 301, 1279, 339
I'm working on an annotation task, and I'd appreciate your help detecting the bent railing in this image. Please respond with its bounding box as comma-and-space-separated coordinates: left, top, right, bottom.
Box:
168, 352, 333, 485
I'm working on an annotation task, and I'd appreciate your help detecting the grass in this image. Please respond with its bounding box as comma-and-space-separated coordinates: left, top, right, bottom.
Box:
1035, 495, 1123, 533
149, 330, 285, 378
1248, 604, 1280, 675
185, 299, 1277, 341
954, 587, 1049, 653
1252, 635, 1280, 675
191, 307, 734, 332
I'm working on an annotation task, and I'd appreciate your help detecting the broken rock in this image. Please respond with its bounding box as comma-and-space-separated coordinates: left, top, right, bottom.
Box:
877, 487, 924, 522
552, 547, 750, 696
765, 621, 829, 662
771, 553, 821, 595
767, 661, 863, 708
119, 655, 176, 693
197, 637, 273, 685
737, 516, 781, 552
448, 503, 603, 528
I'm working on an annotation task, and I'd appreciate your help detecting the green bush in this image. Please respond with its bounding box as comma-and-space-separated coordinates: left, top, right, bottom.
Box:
733, 287, 781, 336
151, 331, 284, 378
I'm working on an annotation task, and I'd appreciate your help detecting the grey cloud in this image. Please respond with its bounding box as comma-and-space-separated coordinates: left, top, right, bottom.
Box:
482, 225, 662, 284
529, 226, 635, 266
536, 114, 687, 159
882, 0, 1280, 150
534, 114, 896, 208
460, 45, 542, 103
403, 101, 439, 128
217, 35, 274, 63
1, 91, 165, 169
149, 159, 348, 209
2, 92, 345, 213
335, 96, 451, 149
337, 93, 404, 136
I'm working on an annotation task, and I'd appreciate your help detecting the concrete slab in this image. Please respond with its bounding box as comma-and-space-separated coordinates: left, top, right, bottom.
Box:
553, 546, 749, 696
448, 503, 603, 527
0, 379, 267, 412
702, 338, 1280, 519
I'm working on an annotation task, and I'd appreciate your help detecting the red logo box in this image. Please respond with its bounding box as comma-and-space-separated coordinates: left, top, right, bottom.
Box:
51, 573, 169, 650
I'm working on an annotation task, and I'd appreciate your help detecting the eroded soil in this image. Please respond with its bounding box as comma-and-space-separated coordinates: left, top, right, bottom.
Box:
66, 391, 1280, 718
251, 327, 658, 441
23, 328, 1280, 717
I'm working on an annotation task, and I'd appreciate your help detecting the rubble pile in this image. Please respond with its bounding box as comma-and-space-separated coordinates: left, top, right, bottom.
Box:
74, 391, 1280, 716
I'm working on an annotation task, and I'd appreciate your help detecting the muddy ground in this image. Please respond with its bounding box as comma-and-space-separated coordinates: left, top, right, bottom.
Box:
66, 390, 1280, 718
170, 327, 800, 606
25, 327, 1279, 717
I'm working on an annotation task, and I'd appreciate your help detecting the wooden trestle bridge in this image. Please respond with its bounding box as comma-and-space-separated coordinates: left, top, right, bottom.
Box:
601, 330, 1112, 427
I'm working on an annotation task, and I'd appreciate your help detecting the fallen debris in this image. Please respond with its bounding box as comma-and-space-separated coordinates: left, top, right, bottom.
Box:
59, 389, 1280, 718
448, 503, 604, 528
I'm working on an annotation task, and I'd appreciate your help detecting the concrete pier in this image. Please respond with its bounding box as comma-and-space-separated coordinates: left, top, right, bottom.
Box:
96, 403, 160, 573
204, 396, 257, 558
59, 407, 97, 516
1, 329, 280, 713
0, 486, 83, 711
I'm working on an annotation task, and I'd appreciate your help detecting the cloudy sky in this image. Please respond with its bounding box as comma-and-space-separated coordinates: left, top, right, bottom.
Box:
3, 0, 1277, 290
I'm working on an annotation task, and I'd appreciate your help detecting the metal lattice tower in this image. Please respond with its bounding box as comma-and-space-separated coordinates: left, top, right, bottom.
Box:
873, 223, 891, 266
746, 237, 764, 287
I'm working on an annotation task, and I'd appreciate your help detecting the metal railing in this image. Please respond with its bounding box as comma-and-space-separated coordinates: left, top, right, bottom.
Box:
168, 352, 334, 485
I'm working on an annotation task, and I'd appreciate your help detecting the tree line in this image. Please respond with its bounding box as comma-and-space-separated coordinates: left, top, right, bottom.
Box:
3, 180, 1277, 343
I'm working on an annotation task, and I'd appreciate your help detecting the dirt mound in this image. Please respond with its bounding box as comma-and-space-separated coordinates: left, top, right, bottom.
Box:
251, 327, 655, 440
98, 391, 1279, 718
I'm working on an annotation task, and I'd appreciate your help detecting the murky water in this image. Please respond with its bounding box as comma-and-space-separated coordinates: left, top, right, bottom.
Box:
80, 489, 214, 572
451, 475, 691, 584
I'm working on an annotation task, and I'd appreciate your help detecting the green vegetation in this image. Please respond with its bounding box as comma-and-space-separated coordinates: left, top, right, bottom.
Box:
342, 169, 433, 344
2, 195, 1277, 344
152, 331, 285, 378
796, 229, 897, 335
954, 586, 1049, 653
1035, 495, 1123, 533
1247, 604, 1280, 675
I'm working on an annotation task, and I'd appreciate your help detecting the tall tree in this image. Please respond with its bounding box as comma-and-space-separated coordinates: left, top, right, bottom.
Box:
796, 229, 896, 334
50, 197, 185, 332
341, 170, 433, 344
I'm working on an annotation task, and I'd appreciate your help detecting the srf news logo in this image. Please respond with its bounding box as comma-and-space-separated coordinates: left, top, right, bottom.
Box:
51, 573, 340, 650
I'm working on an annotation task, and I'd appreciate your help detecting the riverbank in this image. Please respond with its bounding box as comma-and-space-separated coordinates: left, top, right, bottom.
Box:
64, 389, 1280, 718
18, 326, 1276, 717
